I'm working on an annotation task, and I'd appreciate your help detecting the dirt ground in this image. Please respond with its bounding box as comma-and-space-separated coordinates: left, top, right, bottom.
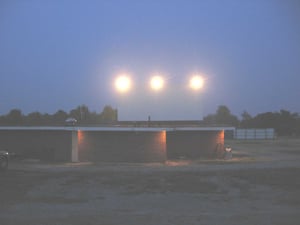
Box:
1, 138, 300, 225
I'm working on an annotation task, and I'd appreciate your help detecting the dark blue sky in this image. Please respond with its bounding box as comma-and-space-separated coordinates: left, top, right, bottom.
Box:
0, 0, 299, 120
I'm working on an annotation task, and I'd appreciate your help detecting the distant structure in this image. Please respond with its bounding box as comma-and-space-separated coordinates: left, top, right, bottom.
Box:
234, 128, 275, 140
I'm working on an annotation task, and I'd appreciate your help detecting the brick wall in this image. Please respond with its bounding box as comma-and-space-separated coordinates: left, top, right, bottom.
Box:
0, 130, 72, 161
0, 128, 225, 162
78, 131, 166, 162
166, 130, 224, 159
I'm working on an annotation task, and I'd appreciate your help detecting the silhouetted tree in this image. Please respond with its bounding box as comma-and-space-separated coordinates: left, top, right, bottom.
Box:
240, 111, 252, 127
241, 111, 252, 121
0, 105, 299, 135
203, 105, 239, 126
6, 109, 23, 125
69, 106, 84, 123
100, 105, 118, 122
26, 111, 43, 125
53, 110, 68, 125
42, 113, 53, 125
241, 110, 300, 136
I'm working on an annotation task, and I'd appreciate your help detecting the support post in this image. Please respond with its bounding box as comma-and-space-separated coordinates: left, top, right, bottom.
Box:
71, 131, 79, 162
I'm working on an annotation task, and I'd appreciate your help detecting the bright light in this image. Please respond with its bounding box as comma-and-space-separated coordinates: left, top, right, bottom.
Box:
189, 75, 204, 90
115, 75, 131, 93
150, 75, 164, 91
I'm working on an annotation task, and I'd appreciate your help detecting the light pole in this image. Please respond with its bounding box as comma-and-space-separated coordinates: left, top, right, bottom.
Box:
189, 74, 205, 120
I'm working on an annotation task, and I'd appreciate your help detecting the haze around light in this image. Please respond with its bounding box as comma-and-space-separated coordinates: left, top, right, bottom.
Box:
0, 0, 299, 120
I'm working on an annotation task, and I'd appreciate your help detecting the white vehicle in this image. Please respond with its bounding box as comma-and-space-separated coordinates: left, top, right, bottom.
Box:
65, 118, 77, 126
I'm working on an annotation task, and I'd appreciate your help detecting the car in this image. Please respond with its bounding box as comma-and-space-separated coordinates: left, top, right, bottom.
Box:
65, 117, 77, 126
0, 150, 9, 171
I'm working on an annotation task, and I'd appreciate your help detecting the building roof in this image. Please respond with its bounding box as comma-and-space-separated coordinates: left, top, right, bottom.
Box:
0, 126, 235, 132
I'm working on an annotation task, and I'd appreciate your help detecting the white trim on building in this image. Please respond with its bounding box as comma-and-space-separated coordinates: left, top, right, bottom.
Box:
0, 126, 235, 132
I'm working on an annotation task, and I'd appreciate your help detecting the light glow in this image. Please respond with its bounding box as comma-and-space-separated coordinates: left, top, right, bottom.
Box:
150, 75, 164, 91
189, 75, 204, 90
77, 130, 84, 144
115, 75, 131, 93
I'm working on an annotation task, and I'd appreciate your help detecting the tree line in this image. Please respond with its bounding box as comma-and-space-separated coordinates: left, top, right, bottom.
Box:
0, 105, 118, 126
203, 105, 300, 136
1, 104, 299, 136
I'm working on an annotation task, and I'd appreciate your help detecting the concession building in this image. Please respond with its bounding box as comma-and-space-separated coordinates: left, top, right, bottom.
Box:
0, 126, 234, 162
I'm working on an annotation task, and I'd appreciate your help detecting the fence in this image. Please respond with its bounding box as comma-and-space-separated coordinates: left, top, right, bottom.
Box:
234, 128, 275, 140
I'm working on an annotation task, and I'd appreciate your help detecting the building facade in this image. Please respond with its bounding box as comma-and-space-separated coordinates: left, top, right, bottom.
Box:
0, 127, 232, 162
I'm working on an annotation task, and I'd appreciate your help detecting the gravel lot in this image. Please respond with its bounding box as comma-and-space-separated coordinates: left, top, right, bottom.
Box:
1, 138, 300, 225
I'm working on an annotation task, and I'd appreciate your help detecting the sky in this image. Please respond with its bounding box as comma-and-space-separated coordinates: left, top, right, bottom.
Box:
0, 0, 299, 120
